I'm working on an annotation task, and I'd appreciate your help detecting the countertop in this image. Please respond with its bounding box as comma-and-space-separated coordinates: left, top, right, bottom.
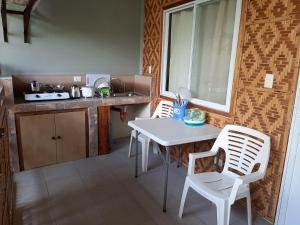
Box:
10, 94, 151, 113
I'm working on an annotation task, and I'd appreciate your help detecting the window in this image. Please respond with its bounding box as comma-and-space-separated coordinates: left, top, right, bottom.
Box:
161, 0, 242, 112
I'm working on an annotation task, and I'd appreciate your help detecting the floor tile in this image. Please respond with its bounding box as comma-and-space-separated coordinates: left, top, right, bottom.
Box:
14, 169, 45, 187
14, 138, 272, 225
42, 162, 79, 182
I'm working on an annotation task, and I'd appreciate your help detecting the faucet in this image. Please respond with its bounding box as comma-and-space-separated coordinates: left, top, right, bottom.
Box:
111, 78, 126, 93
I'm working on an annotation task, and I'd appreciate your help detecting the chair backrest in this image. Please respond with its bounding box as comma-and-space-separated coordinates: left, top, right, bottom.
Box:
211, 125, 270, 177
152, 100, 173, 118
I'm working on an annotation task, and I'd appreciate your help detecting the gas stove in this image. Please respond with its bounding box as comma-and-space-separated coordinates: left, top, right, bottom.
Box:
24, 91, 70, 101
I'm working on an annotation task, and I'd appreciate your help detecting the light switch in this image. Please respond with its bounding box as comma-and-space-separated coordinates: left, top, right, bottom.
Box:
73, 76, 81, 82
264, 73, 274, 88
148, 66, 152, 74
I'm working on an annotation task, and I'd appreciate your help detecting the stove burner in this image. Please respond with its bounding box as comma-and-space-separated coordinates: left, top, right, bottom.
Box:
46, 90, 65, 93
24, 91, 71, 101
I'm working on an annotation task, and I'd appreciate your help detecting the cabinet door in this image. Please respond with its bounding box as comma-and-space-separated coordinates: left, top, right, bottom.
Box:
19, 114, 57, 170
55, 110, 86, 163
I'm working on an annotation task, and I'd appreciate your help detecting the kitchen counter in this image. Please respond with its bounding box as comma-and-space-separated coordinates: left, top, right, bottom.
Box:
11, 94, 151, 113
1, 74, 152, 171
7, 94, 151, 171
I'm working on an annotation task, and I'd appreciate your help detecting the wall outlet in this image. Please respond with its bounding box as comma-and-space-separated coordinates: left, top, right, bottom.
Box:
148, 66, 152, 74
73, 76, 81, 82
264, 73, 274, 88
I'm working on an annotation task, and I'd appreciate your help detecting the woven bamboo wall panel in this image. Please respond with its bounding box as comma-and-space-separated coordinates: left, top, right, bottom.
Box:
289, 0, 300, 16
143, 38, 161, 76
169, 141, 216, 171
240, 20, 300, 92
246, 0, 300, 22
246, 0, 289, 22
207, 113, 234, 128
234, 88, 293, 220
144, 0, 162, 38
144, 0, 163, 98
162, 0, 192, 7
234, 89, 291, 150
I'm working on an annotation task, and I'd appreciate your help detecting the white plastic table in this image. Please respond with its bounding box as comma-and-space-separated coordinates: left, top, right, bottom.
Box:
128, 118, 221, 212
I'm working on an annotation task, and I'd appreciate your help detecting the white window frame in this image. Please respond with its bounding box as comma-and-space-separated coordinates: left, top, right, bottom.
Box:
160, 0, 242, 112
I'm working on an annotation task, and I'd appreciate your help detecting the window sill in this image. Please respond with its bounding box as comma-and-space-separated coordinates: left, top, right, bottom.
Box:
159, 95, 233, 118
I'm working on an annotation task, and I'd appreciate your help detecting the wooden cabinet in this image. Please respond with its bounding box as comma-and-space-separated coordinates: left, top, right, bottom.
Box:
55, 111, 86, 163
16, 109, 87, 170
19, 114, 57, 169
0, 86, 14, 225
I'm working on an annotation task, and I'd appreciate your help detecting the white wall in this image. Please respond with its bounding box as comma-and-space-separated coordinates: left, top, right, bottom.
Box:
0, 0, 143, 75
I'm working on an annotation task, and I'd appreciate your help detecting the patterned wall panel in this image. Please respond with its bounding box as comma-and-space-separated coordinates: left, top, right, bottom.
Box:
246, 0, 289, 22
143, 38, 161, 76
234, 89, 292, 151
288, 0, 300, 17
144, 0, 163, 98
144, 0, 162, 38
234, 88, 294, 220
207, 113, 234, 128
162, 0, 192, 8
240, 20, 300, 92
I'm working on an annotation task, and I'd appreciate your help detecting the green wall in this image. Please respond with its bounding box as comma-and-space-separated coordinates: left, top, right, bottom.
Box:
0, 0, 143, 75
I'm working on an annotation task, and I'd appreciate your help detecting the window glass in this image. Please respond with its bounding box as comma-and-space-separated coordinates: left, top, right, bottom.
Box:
190, 0, 237, 105
161, 0, 240, 112
166, 7, 193, 93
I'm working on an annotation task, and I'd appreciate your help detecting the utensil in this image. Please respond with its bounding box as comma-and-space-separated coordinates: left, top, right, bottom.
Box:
53, 84, 65, 91
70, 85, 81, 98
81, 86, 94, 98
175, 93, 185, 106
30, 81, 41, 92
178, 87, 192, 100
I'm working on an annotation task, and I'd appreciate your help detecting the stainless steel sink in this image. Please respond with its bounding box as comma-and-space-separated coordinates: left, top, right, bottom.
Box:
111, 92, 140, 97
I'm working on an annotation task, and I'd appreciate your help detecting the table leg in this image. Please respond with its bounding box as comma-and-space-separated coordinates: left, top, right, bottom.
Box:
177, 145, 182, 168
135, 130, 139, 178
215, 150, 220, 170
163, 146, 170, 212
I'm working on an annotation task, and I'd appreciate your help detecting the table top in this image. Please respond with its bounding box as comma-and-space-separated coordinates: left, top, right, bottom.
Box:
128, 118, 221, 146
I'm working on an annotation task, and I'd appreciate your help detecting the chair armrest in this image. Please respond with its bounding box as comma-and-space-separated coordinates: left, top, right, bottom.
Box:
229, 172, 264, 205
188, 151, 217, 175
236, 172, 264, 185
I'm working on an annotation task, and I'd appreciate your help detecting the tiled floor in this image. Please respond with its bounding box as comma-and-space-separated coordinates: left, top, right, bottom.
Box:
14, 138, 272, 225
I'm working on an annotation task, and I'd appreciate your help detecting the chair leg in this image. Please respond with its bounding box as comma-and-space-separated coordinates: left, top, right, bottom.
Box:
217, 201, 230, 225
152, 142, 160, 154
142, 139, 150, 172
246, 193, 252, 225
128, 134, 134, 158
179, 179, 190, 218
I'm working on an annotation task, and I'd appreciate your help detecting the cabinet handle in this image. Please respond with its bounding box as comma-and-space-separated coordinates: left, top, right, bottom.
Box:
57, 136, 62, 140
51, 137, 56, 140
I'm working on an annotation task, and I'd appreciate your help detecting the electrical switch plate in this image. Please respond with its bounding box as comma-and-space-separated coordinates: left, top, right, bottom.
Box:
148, 66, 152, 74
264, 73, 274, 88
73, 76, 81, 82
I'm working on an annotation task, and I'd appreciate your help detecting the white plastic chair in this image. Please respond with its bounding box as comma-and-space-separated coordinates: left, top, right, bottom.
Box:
128, 100, 173, 172
179, 125, 270, 225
